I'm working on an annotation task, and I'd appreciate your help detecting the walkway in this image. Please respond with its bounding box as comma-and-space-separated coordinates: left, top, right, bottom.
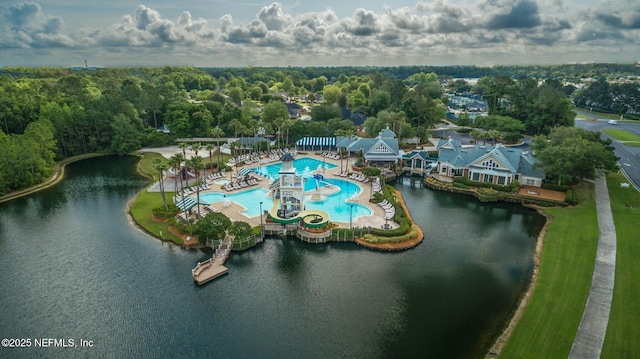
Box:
192, 236, 233, 285
569, 176, 617, 359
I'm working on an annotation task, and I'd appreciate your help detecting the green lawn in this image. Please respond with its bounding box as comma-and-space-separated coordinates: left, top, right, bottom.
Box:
499, 182, 598, 358
602, 129, 640, 147
602, 173, 640, 358
130, 151, 183, 245
129, 188, 183, 245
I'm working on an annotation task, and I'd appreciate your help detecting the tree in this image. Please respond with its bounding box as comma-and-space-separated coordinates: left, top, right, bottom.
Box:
322, 85, 341, 105
368, 89, 391, 116
186, 155, 204, 219
178, 142, 188, 157
169, 153, 185, 213
193, 212, 232, 245
310, 105, 342, 122
110, 114, 142, 155
210, 126, 225, 168
205, 143, 215, 171
532, 127, 618, 185
228, 221, 252, 240
153, 158, 169, 211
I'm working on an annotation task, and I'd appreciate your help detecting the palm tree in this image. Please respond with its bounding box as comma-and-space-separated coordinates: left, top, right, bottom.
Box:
334, 129, 347, 173
170, 153, 188, 224
205, 143, 215, 173
187, 155, 204, 219
153, 158, 169, 211
469, 129, 483, 145
282, 117, 294, 149
487, 129, 501, 146
210, 126, 224, 169
189, 142, 201, 157
229, 119, 242, 140
178, 141, 188, 157
342, 128, 356, 168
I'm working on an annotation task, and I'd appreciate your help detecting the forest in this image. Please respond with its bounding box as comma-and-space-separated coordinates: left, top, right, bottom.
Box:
1, 63, 638, 195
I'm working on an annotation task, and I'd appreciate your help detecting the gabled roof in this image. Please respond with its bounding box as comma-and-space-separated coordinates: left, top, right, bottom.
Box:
438, 143, 545, 178
402, 150, 429, 160
378, 126, 396, 139
437, 138, 462, 152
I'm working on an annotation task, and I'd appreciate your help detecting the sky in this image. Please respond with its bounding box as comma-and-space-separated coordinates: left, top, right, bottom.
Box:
0, 0, 638, 68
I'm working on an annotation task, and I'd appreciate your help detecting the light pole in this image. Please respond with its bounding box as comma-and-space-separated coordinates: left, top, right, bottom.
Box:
349, 205, 353, 229
259, 202, 263, 227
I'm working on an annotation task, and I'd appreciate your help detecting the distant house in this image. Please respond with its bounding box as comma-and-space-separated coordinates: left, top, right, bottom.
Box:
436, 138, 545, 187
340, 107, 367, 127
285, 102, 302, 119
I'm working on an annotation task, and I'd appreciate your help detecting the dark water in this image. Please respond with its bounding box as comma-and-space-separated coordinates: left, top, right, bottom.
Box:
0, 156, 545, 359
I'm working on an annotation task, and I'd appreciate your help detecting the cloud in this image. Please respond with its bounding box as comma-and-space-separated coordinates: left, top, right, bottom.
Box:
341, 8, 381, 36
0, 1, 637, 67
416, 0, 476, 33
87, 5, 214, 47
481, 0, 542, 29
1, 2, 74, 48
590, 1, 640, 30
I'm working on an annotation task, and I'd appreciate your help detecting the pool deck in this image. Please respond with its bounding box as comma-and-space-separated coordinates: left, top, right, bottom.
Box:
194, 154, 398, 230
145, 146, 400, 231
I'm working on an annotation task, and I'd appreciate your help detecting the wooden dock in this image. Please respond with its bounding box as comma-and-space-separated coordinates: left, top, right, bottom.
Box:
192, 236, 233, 285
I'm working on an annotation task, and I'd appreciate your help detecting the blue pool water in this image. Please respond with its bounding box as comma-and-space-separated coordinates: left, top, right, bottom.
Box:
252, 157, 337, 180
198, 177, 372, 222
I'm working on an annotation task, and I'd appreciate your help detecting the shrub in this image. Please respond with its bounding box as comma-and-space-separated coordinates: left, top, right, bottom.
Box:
152, 203, 180, 218
542, 183, 572, 192
362, 167, 381, 177
452, 182, 472, 189
565, 188, 580, 205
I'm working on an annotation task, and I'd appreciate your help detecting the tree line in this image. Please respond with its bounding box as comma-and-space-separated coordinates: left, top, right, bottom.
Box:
1, 64, 635, 195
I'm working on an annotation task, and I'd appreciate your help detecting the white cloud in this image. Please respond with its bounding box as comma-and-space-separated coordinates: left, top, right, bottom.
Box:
0, 0, 638, 66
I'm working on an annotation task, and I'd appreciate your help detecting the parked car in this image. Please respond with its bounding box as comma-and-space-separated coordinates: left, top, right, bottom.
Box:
608, 120, 618, 125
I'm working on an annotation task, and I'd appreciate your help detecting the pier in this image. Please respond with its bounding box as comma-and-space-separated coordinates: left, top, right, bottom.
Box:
192, 236, 233, 285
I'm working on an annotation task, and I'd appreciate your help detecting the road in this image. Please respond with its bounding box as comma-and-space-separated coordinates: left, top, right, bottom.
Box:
574, 119, 640, 190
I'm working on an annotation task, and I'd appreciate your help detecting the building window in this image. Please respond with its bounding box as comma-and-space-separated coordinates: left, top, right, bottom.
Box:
472, 172, 480, 181
525, 178, 536, 186
372, 144, 390, 153
481, 159, 499, 170
497, 176, 506, 185
484, 174, 494, 183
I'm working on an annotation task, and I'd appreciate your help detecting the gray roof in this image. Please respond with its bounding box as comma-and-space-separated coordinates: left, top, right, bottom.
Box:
438, 141, 545, 178
280, 152, 295, 162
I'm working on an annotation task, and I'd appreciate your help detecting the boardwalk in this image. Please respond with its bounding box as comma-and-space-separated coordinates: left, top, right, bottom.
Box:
569, 176, 617, 359
192, 236, 233, 285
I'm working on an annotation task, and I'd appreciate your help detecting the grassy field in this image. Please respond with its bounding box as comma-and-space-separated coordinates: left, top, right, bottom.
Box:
499, 182, 599, 358
602, 129, 640, 147
601, 173, 640, 358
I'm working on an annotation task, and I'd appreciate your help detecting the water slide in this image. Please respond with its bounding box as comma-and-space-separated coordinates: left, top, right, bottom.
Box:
269, 199, 330, 228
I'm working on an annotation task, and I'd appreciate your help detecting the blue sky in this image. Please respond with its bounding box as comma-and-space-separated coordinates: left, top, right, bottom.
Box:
1, 0, 638, 67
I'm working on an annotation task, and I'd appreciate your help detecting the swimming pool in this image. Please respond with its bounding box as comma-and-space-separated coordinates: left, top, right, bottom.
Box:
252, 157, 337, 180
197, 177, 372, 222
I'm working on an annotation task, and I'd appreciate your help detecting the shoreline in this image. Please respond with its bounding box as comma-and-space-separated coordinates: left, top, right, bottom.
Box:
0, 153, 106, 204
485, 207, 552, 358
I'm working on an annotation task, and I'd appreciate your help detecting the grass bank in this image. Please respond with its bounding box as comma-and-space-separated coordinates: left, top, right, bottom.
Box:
129, 151, 183, 245
602, 129, 640, 147
499, 182, 598, 358
602, 173, 640, 357
129, 189, 183, 245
